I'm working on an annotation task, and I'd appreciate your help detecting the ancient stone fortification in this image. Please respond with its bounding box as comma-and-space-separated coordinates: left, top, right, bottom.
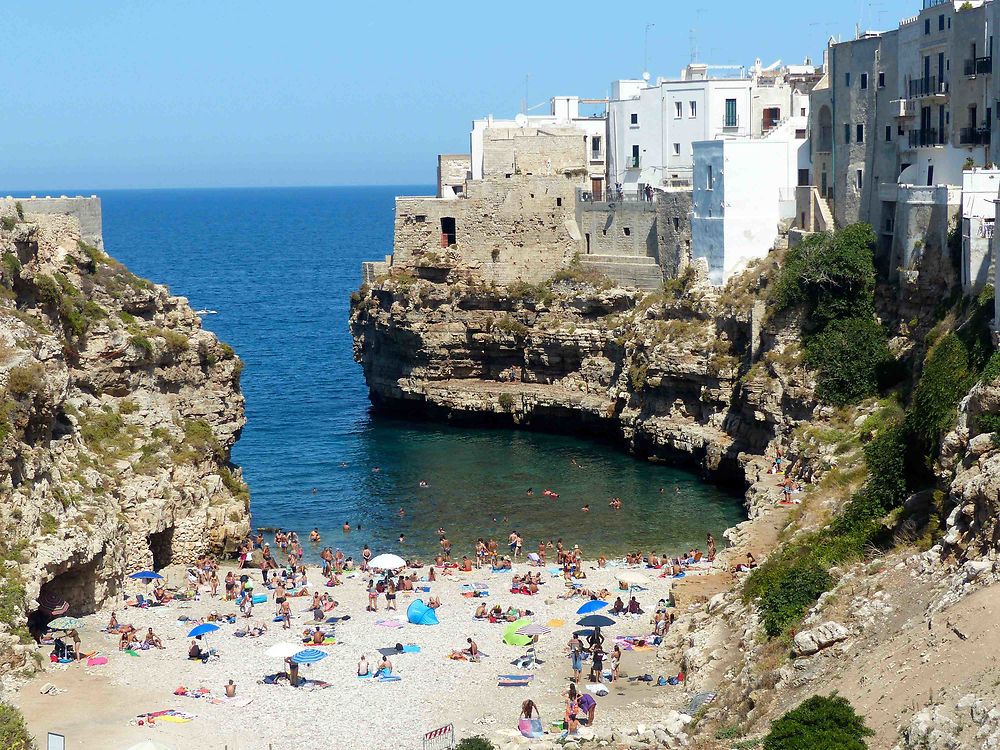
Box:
0, 203, 248, 677
1, 197, 103, 249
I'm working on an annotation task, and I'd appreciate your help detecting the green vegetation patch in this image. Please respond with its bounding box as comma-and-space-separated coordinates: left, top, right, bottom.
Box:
764, 694, 873, 750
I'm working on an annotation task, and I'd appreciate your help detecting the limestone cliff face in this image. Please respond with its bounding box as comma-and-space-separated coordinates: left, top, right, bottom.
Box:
0, 205, 248, 677
349, 258, 818, 499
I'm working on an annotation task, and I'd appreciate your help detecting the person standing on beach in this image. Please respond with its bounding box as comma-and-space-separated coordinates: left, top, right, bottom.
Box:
707, 533, 716, 562
279, 599, 292, 629
568, 634, 584, 683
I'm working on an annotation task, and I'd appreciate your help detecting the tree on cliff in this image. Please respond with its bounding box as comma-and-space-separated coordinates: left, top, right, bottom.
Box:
764, 694, 873, 750
772, 223, 891, 405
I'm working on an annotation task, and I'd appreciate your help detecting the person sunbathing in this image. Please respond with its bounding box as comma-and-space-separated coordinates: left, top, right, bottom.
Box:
119, 628, 138, 651
427, 596, 442, 609
357, 654, 370, 677
627, 597, 643, 615
144, 628, 165, 649
474, 603, 488, 619
375, 655, 392, 677
610, 596, 625, 615
153, 585, 173, 604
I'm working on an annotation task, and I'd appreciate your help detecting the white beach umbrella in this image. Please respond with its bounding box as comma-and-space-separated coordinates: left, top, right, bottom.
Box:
265, 642, 303, 659
368, 553, 407, 570
617, 570, 650, 585
123, 741, 174, 750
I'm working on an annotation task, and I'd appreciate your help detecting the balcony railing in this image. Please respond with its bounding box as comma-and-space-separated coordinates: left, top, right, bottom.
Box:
627, 155, 640, 168
908, 128, 944, 147
894, 98, 916, 117
908, 76, 947, 97
964, 56, 993, 76
722, 116, 740, 129
959, 127, 991, 145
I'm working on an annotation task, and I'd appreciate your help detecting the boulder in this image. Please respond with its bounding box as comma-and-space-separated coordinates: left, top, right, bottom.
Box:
793, 621, 849, 656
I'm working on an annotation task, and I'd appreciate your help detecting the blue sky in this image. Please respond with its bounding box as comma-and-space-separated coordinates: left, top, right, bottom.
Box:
2, 0, 916, 190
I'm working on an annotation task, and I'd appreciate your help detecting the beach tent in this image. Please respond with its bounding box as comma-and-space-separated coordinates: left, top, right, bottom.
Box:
503, 617, 532, 647
406, 599, 439, 626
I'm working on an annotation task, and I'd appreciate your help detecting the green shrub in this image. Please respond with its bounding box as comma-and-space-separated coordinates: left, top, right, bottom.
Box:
14, 202, 24, 221
493, 315, 529, 338
130, 335, 154, 359
180, 418, 222, 461
753, 559, 832, 637
498, 393, 514, 410
1, 216, 16, 231
455, 738, 495, 750
506, 281, 555, 304
902, 333, 974, 482
0, 701, 35, 750
804, 316, 890, 405
219, 465, 250, 504
7, 364, 44, 397
33, 274, 62, 306
764, 695, 873, 750
2, 253, 21, 283
773, 225, 888, 405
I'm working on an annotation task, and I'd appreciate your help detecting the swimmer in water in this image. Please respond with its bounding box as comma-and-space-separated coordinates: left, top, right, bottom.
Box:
372, 467, 380, 473
309, 528, 321, 542
398, 507, 405, 517
526, 488, 533, 496
339, 462, 348, 468
581, 504, 590, 512
343, 522, 351, 533
419, 480, 428, 488
311, 488, 318, 494
398, 534, 406, 544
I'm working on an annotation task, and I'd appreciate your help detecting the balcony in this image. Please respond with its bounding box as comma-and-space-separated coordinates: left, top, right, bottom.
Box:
627, 155, 641, 168
908, 76, 948, 98
893, 98, 916, 118
964, 56, 993, 76
590, 150, 605, 163
907, 128, 944, 147
722, 115, 740, 131
959, 127, 991, 145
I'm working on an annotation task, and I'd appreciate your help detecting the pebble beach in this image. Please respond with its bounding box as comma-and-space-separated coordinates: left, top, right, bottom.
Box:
15, 557, 706, 750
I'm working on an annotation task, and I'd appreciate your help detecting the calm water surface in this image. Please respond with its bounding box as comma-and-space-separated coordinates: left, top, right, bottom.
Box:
87, 186, 744, 558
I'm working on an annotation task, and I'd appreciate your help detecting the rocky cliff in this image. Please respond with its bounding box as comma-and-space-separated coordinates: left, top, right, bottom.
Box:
350, 256, 819, 503
0, 202, 248, 679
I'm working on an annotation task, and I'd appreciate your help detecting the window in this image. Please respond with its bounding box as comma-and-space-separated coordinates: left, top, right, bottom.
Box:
939, 14, 945, 30
590, 136, 602, 156
800, 107, 807, 116
724, 98, 737, 127
878, 72, 886, 88
844, 123, 851, 143
672, 217, 680, 230
630, 112, 638, 125
630, 144, 640, 167
706, 165, 714, 190
672, 142, 680, 155
414, 215, 426, 223
440, 217, 456, 247
924, 18, 930, 35
795, 128, 807, 139
856, 169, 863, 190
885, 125, 892, 141
674, 101, 682, 118
623, 227, 631, 236
797, 168, 810, 186
689, 100, 697, 117
556, 197, 562, 207
861, 73, 868, 89
856, 123, 864, 143
927, 165, 934, 186
845, 72, 852, 87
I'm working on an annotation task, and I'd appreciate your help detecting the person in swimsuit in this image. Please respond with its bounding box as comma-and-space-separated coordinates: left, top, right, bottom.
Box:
385, 582, 397, 611
357, 654, 370, 676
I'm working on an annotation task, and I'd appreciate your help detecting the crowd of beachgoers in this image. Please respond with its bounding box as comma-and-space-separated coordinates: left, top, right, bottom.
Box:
27, 515, 734, 748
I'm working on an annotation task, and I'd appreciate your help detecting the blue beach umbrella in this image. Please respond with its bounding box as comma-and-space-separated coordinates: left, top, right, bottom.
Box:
576, 614, 616, 629
187, 623, 220, 638
576, 600, 609, 615
291, 648, 327, 665
130, 571, 163, 580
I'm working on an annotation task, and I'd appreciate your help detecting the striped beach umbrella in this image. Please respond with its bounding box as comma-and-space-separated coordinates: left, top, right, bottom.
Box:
37, 592, 69, 615
291, 648, 327, 665
515, 622, 551, 637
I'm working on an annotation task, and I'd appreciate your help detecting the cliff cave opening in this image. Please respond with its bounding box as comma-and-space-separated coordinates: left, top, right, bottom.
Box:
148, 526, 175, 570
37, 553, 105, 618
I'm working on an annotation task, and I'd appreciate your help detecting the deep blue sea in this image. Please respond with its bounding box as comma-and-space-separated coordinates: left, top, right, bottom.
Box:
85, 186, 742, 559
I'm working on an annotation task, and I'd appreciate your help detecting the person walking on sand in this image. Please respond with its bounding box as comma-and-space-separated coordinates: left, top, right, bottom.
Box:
279, 599, 292, 629
610, 644, 621, 682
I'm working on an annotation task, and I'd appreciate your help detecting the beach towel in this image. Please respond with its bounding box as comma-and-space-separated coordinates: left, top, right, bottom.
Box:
584, 684, 609, 696
402, 644, 420, 653
519, 718, 544, 738
375, 619, 404, 628
86, 656, 107, 667
498, 679, 531, 687
124, 649, 140, 657
376, 674, 402, 682
209, 696, 253, 708
498, 674, 534, 681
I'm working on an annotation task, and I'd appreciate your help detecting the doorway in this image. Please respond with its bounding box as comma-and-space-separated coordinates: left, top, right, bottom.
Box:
440, 217, 456, 247
591, 177, 603, 201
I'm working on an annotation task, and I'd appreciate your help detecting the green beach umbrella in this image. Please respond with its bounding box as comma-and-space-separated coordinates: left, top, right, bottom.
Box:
503, 617, 533, 647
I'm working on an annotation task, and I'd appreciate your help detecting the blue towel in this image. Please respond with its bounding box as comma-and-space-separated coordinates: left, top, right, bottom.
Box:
402, 645, 420, 653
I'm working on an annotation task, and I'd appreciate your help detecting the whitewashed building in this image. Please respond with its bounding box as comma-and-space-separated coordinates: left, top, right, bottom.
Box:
607, 61, 818, 194
962, 169, 999, 293
690, 117, 810, 284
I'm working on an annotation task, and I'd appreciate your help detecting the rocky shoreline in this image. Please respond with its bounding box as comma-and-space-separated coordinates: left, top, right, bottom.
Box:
0, 203, 250, 683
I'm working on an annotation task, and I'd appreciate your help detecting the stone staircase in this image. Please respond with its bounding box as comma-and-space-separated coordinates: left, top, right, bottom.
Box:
579, 253, 663, 290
